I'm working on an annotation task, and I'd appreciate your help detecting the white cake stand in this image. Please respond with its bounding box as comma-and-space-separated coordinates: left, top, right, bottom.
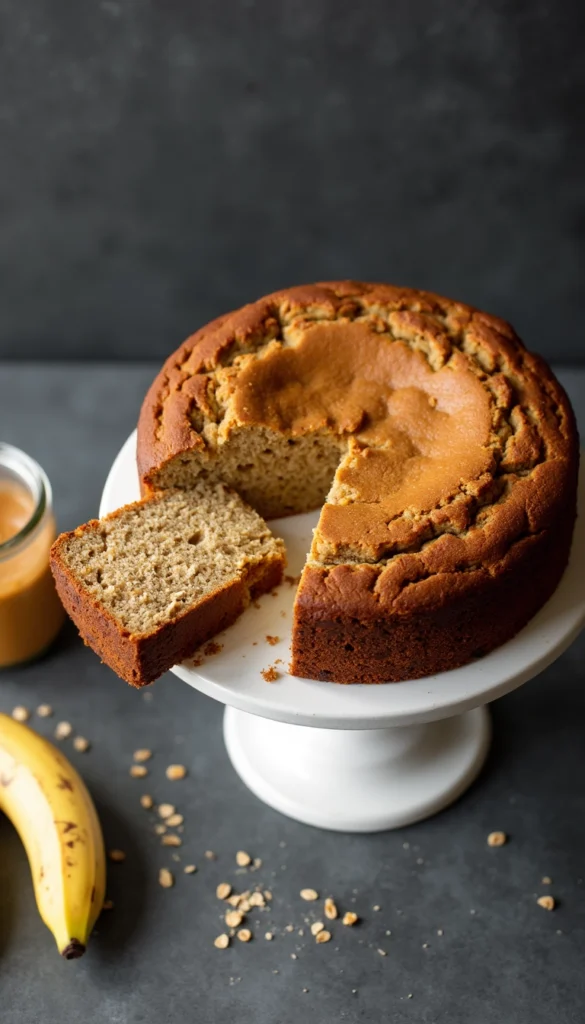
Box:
101, 432, 585, 832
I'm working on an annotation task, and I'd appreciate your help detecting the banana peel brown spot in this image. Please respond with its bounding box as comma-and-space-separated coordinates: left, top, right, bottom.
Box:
0, 773, 14, 787
57, 775, 74, 791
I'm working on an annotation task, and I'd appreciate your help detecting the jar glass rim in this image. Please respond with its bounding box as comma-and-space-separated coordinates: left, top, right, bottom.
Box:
0, 443, 51, 558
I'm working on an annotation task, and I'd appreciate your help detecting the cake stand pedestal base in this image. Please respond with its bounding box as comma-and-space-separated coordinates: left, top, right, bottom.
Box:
223, 705, 491, 832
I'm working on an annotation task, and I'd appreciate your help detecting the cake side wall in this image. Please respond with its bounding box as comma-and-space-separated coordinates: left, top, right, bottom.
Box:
50, 549, 145, 686
290, 485, 579, 684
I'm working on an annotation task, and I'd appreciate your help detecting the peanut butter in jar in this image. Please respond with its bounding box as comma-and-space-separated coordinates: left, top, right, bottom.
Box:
0, 443, 64, 668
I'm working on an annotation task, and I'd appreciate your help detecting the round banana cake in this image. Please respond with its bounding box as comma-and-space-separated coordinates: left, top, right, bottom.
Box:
137, 281, 579, 683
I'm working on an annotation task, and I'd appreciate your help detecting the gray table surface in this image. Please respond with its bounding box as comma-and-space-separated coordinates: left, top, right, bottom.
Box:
0, 363, 584, 1024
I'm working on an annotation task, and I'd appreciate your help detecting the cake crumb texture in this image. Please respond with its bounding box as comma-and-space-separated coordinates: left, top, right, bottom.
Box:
50, 484, 285, 686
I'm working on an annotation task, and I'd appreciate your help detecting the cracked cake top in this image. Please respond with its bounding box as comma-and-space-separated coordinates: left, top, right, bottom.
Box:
137, 281, 578, 583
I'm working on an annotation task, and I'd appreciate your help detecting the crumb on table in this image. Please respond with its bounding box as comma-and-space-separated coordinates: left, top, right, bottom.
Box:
265, 635, 280, 646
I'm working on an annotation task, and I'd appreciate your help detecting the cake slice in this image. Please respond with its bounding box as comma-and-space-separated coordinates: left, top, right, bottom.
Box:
50, 484, 285, 686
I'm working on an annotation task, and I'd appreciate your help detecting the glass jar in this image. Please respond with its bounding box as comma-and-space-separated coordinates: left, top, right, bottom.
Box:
0, 443, 64, 668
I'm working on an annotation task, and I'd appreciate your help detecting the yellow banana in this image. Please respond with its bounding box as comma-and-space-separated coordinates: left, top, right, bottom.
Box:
0, 712, 106, 958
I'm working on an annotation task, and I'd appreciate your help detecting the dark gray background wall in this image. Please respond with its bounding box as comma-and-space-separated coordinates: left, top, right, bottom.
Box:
1, 0, 584, 362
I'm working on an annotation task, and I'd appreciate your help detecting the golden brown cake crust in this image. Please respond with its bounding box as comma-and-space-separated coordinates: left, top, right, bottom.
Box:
137, 281, 579, 683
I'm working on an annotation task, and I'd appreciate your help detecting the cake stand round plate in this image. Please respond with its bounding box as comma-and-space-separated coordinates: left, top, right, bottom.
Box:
101, 432, 585, 831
